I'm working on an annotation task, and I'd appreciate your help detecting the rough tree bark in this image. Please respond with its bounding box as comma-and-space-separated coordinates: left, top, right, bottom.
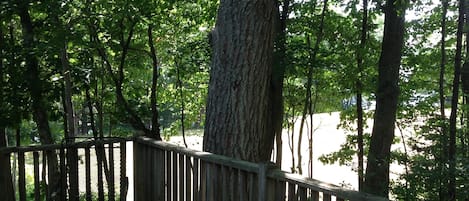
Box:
203, 0, 277, 162
363, 0, 406, 197
17, 1, 61, 199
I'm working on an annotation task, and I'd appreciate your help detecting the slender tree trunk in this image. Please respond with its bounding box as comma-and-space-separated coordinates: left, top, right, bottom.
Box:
148, 25, 161, 137
0, 22, 15, 201
17, 2, 60, 199
0, 128, 15, 201
363, 0, 406, 197
273, 0, 290, 168
448, 1, 464, 200
298, 0, 328, 174
88, 11, 157, 139
204, 0, 278, 162
356, 0, 368, 191
175, 60, 188, 147
439, 0, 449, 200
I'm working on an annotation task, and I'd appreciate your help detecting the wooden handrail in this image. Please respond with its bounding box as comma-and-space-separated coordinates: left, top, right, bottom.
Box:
135, 136, 260, 173
0, 137, 131, 154
267, 170, 389, 201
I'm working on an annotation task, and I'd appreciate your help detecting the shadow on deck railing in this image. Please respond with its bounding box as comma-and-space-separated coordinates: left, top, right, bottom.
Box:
134, 136, 389, 201
1, 136, 389, 201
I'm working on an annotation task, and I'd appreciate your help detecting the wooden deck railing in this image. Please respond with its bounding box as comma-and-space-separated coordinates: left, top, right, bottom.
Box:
0, 137, 130, 201
134, 136, 389, 201
2, 136, 389, 201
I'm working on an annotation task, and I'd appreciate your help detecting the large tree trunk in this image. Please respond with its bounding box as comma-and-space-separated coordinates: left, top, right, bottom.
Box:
17, 2, 61, 199
363, 0, 406, 197
203, 0, 277, 163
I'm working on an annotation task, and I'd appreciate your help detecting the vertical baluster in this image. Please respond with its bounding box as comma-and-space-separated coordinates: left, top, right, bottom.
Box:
193, 158, 199, 201
151, 148, 157, 200
42, 151, 49, 201
120, 141, 127, 201
85, 147, 92, 201
230, 167, 236, 201
18, 151, 26, 201
206, 163, 213, 201
298, 186, 306, 201
166, 150, 172, 201
186, 155, 192, 201
288, 183, 296, 201
97, 141, 104, 201
173, 152, 178, 201
221, 165, 227, 201
33, 152, 40, 201
60, 147, 67, 201
310, 190, 319, 201
109, 143, 115, 201
179, 153, 185, 201
258, 164, 267, 201
238, 169, 246, 201
248, 173, 256, 201
200, 161, 206, 201
68, 146, 79, 201
213, 164, 220, 201
275, 180, 286, 201
322, 193, 331, 201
